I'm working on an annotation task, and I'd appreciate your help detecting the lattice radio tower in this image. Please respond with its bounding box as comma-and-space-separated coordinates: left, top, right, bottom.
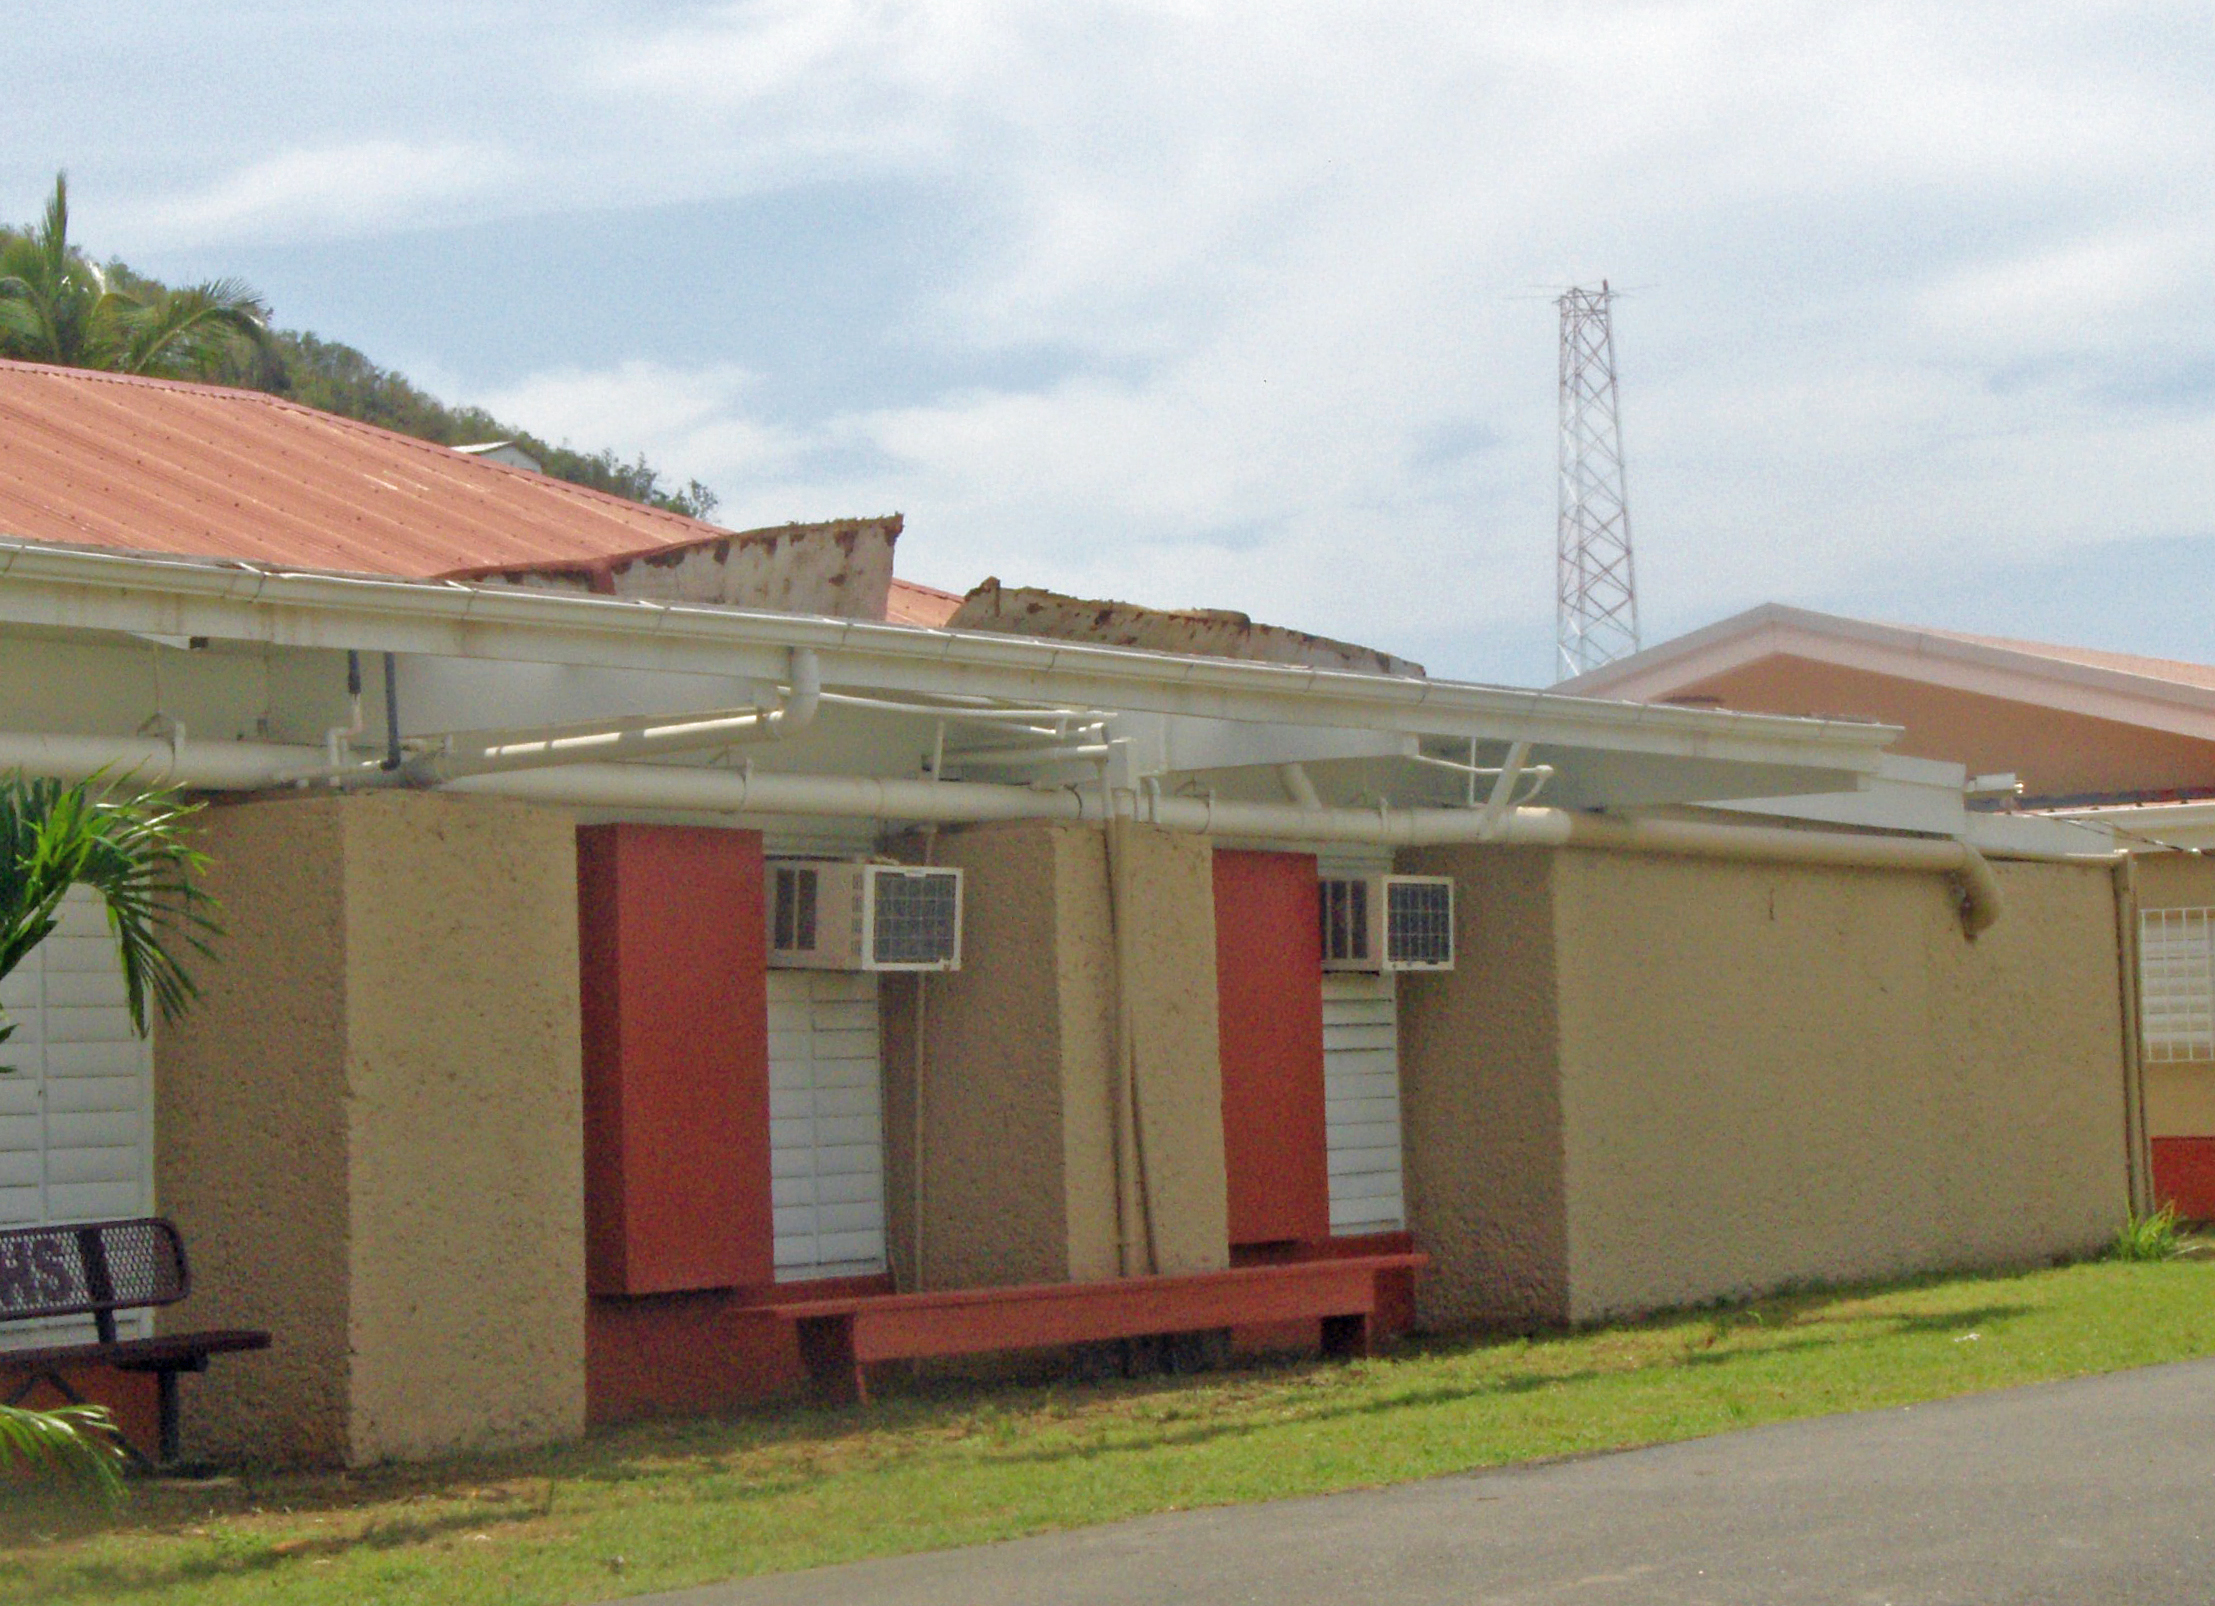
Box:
1555, 281, 1639, 679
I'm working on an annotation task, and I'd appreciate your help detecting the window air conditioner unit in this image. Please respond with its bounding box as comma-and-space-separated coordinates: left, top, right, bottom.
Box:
768, 860, 964, 972
1318, 875, 1454, 972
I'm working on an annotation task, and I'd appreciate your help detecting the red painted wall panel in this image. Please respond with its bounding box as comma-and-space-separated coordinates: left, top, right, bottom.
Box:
585, 1275, 891, 1424
1214, 849, 1331, 1247
2152, 1137, 2215, 1222
578, 824, 771, 1295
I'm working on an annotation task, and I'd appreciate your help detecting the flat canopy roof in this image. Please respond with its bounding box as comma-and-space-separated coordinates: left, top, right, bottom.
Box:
0, 535, 1897, 806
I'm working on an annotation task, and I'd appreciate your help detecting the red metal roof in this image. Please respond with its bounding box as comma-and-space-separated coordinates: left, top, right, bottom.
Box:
885, 577, 965, 627
0, 358, 732, 578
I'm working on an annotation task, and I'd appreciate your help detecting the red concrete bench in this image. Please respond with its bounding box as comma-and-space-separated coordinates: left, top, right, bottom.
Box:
763, 1251, 1425, 1403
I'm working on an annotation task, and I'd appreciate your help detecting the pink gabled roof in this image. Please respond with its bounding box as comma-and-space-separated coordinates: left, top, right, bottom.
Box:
0, 357, 731, 578
1558, 602, 2215, 741
1909, 625, 2215, 694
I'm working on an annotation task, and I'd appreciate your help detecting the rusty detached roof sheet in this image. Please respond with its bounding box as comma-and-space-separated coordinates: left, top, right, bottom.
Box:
946, 578, 1426, 677
0, 358, 739, 578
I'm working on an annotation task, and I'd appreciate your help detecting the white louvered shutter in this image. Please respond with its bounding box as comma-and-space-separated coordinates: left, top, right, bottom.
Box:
0, 887, 154, 1347
766, 970, 887, 1279
1322, 971, 1405, 1233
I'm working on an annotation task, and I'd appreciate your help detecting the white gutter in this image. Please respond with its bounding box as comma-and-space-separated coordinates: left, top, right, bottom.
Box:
0, 536, 1895, 775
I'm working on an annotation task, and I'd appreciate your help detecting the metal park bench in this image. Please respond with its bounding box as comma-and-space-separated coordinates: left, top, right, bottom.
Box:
0, 1217, 270, 1466
765, 1251, 1426, 1404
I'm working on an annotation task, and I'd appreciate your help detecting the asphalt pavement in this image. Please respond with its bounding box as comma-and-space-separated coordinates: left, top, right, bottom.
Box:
629, 1356, 2215, 1605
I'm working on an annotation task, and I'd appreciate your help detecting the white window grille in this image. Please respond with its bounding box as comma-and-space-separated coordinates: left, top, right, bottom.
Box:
2140, 907, 2215, 1062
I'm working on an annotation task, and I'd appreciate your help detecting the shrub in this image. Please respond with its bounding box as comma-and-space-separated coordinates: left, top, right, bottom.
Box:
2112, 1205, 2183, 1262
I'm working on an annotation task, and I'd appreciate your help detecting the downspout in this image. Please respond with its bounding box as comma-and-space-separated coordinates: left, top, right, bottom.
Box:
908, 822, 937, 1293
2114, 855, 2154, 1217
1099, 774, 1158, 1276
380, 652, 403, 771
325, 651, 366, 769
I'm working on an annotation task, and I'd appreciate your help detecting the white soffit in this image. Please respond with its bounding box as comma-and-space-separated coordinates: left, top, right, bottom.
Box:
0, 537, 1895, 780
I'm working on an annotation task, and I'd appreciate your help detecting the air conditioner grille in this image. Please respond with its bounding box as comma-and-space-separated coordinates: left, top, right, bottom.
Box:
1386, 878, 1453, 967
1320, 877, 1371, 964
871, 869, 961, 967
772, 866, 819, 954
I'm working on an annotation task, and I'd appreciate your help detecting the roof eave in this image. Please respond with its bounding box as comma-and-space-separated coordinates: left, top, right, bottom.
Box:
1561, 602, 2215, 739
0, 538, 1895, 775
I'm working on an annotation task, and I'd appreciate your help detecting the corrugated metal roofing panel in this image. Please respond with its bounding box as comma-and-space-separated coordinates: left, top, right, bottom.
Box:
885, 578, 964, 628
0, 358, 731, 578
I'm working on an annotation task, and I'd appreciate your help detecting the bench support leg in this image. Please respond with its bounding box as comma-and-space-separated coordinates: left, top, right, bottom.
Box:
5, 1366, 160, 1473
1320, 1312, 1371, 1360
156, 1369, 181, 1467
794, 1317, 866, 1406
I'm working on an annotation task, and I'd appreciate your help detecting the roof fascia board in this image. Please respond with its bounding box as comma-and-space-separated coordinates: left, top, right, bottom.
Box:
0, 538, 1893, 774
1568, 602, 2215, 741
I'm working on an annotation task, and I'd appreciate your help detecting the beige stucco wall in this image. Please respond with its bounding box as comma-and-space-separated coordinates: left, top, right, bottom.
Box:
156, 800, 352, 1464
1396, 846, 1569, 1329
340, 795, 586, 1463
882, 824, 1075, 1290
882, 820, 1227, 1291
156, 792, 586, 1466
1053, 828, 1121, 1283
1115, 826, 1228, 1277
2146, 1064, 2215, 1137
1552, 852, 2129, 1321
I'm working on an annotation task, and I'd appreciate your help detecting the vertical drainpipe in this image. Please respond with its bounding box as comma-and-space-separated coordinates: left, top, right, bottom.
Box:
380, 653, 403, 771
1100, 787, 1158, 1277
908, 823, 938, 1294
2113, 855, 2154, 1218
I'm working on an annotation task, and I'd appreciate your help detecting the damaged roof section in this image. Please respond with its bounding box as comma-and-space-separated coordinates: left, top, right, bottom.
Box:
946, 578, 1426, 677
448, 515, 901, 622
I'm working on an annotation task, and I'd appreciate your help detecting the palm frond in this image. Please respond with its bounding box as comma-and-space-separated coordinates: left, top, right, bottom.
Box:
0, 775, 221, 1036
120, 281, 271, 379
0, 1401, 127, 1497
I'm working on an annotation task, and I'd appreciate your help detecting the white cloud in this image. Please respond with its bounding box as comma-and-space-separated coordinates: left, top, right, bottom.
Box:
121, 140, 516, 246
26, 1, 2215, 680
476, 362, 801, 484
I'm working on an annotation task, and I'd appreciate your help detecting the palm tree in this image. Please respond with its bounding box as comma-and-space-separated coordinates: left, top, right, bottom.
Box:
0, 775, 221, 1491
0, 173, 269, 378
0, 775, 219, 1045
0, 1401, 126, 1495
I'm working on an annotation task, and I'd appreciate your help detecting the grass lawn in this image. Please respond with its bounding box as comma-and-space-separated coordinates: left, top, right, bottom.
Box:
8, 1254, 2215, 1605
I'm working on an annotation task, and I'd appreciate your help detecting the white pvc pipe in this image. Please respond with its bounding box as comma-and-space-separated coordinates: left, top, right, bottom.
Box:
0, 732, 321, 789
0, 728, 2029, 934
448, 757, 2009, 934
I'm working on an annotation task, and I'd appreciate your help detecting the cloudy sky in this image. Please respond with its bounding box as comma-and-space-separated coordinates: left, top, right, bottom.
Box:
15, 3, 2215, 684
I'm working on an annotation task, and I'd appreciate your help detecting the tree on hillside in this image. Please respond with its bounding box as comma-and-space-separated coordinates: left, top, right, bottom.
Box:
0, 173, 269, 378
4, 171, 721, 522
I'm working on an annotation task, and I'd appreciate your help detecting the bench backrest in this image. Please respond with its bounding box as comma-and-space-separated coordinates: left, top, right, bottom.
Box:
0, 1217, 190, 1344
